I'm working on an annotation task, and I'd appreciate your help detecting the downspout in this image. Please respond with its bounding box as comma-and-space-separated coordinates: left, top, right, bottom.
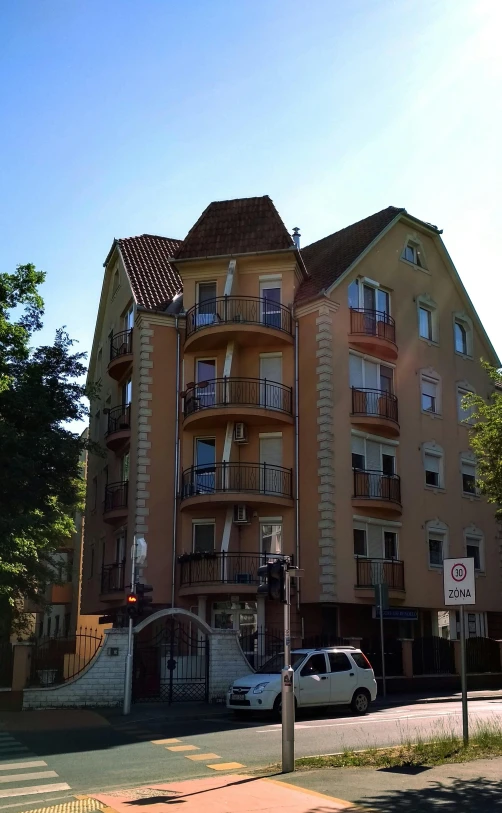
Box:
294, 317, 300, 610
171, 315, 181, 608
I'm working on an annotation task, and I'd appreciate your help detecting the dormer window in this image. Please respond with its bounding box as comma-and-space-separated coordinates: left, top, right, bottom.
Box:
403, 241, 423, 267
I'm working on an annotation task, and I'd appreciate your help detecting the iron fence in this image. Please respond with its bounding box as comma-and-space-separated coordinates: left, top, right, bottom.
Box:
184, 377, 292, 417
0, 642, 13, 688
356, 558, 405, 590
181, 462, 293, 500
360, 637, 403, 677
351, 388, 398, 423
185, 296, 292, 339
412, 636, 456, 675
239, 626, 284, 671
466, 637, 502, 673
353, 469, 401, 504
350, 308, 396, 343
28, 628, 104, 687
109, 328, 133, 360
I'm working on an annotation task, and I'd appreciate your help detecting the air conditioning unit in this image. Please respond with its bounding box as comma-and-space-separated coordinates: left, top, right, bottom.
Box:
233, 504, 249, 524
234, 422, 248, 443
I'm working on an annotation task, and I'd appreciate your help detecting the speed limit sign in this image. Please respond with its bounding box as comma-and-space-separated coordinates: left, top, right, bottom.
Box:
443, 557, 476, 606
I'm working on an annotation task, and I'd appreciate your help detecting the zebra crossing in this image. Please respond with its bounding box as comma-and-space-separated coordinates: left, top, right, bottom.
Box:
0, 729, 70, 805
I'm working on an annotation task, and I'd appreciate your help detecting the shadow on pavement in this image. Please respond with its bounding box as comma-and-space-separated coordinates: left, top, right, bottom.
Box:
357, 777, 502, 812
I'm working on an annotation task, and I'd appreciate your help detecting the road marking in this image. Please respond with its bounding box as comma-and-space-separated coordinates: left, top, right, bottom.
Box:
0, 783, 71, 799
185, 753, 221, 761
0, 771, 58, 785
254, 708, 472, 732
207, 762, 245, 771
166, 745, 199, 752
151, 738, 180, 745
0, 762, 47, 771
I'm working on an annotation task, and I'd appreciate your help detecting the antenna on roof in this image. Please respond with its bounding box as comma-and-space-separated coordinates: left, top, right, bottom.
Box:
292, 227, 301, 250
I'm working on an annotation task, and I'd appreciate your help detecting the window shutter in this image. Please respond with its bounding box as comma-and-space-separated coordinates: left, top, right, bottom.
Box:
349, 354, 363, 388
351, 435, 365, 456
422, 378, 437, 397
425, 453, 440, 473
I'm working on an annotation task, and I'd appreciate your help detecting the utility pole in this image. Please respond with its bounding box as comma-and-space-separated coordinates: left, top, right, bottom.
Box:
378, 582, 387, 698
281, 566, 294, 773
123, 534, 138, 715
459, 605, 468, 746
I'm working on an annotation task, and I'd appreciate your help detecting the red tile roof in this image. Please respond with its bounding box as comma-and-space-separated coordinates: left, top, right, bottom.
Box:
117, 234, 182, 310
296, 206, 404, 305
175, 195, 295, 260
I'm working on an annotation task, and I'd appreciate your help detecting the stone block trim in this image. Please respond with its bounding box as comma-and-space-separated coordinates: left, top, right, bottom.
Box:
315, 305, 337, 602
23, 629, 128, 709
135, 315, 155, 536
209, 629, 253, 701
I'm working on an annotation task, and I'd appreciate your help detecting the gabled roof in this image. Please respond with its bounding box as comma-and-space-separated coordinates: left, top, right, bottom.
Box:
296, 206, 405, 304
110, 234, 182, 310
174, 195, 295, 261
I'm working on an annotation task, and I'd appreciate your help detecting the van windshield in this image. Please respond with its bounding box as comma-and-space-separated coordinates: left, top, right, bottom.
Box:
256, 652, 305, 674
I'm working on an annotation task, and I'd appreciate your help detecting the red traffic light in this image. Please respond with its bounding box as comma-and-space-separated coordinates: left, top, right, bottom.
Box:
127, 593, 138, 604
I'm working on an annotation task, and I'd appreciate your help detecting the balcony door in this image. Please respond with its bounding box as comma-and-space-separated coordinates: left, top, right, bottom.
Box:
197, 282, 217, 327
363, 284, 389, 317
195, 437, 216, 493
196, 359, 216, 408
124, 304, 134, 332
260, 282, 281, 329
260, 354, 282, 409
260, 435, 282, 493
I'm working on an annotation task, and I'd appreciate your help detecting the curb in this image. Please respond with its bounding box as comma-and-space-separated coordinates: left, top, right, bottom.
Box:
376, 693, 502, 708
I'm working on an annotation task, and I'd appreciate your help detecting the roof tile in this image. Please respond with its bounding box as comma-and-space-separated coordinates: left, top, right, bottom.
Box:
118, 234, 182, 310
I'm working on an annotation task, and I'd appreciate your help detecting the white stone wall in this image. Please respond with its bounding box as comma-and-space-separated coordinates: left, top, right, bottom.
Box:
23, 629, 128, 709
208, 629, 253, 701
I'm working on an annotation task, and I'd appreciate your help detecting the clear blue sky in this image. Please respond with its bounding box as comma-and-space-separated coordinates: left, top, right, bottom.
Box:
1, 0, 501, 367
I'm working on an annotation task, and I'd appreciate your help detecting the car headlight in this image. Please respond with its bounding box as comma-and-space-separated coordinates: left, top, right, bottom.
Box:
252, 682, 269, 694
228, 684, 235, 693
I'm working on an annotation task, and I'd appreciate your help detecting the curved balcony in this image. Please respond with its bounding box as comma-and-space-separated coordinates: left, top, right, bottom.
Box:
108, 329, 133, 380
105, 404, 131, 451
184, 296, 293, 351
355, 557, 405, 599
103, 481, 129, 523
180, 462, 293, 510
352, 469, 402, 516
178, 551, 289, 596
350, 388, 399, 438
100, 560, 126, 598
183, 378, 293, 429
349, 309, 397, 361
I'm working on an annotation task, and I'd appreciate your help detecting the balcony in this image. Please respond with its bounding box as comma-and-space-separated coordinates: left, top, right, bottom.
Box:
180, 462, 293, 510
108, 329, 133, 380
183, 378, 293, 429
352, 469, 402, 516
184, 296, 293, 351
349, 308, 397, 361
350, 388, 399, 438
355, 557, 405, 596
101, 560, 126, 597
103, 481, 129, 523
178, 551, 289, 595
105, 404, 131, 451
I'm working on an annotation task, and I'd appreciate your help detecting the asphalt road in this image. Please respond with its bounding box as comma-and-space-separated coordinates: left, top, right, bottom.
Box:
1, 699, 502, 813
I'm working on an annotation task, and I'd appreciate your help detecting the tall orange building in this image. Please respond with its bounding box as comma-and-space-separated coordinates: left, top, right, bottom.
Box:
82, 197, 502, 648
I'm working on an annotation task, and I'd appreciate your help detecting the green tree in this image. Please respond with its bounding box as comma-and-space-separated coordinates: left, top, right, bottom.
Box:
0, 264, 91, 633
465, 363, 502, 518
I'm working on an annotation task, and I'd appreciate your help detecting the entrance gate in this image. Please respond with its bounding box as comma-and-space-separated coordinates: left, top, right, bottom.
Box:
133, 616, 209, 703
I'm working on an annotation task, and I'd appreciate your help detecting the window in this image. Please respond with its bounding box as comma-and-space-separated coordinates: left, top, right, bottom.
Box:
54, 615, 60, 636
122, 377, 132, 405
426, 521, 447, 568
429, 535, 444, 567
115, 530, 126, 563
349, 353, 394, 394
124, 304, 134, 332
403, 241, 423, 267
462, 459, 476, 495
382, 454, 395, 475
348, 279, 390, 314
353, 528, 367, 556
328, 652, 351, 672
384, 531, 397, 559
193, 522, 215, 553
261, 523, 282, 555
300, 653, 328, 676
453, 314, 473, 357
196, 282, 217, 325
455, 322, 467, 355
424, 450, 442, 488
466, 536, 482, 571
419, 307, 432, 340
351, 652, 372, 670
121, 452, 130, 482
457, 385, 475, 424
421, 375, 439, 413
260, 281, 281, 328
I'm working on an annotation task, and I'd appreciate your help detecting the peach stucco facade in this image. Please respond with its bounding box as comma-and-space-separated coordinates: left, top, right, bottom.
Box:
81, 204, 502, 648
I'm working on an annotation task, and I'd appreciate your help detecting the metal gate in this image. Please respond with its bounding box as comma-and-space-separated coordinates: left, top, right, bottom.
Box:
133, 617, 209, 703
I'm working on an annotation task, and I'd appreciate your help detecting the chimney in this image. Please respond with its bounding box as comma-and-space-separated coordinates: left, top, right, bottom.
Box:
292, 227, 301, 250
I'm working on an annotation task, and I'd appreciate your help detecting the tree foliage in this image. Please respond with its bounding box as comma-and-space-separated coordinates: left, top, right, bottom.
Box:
465, 363, 502, 518
0, 264, 91, 633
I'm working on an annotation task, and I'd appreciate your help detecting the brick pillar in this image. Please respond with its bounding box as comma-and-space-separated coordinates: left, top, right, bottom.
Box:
11, 643, 33, 691
400, 639, 413, 678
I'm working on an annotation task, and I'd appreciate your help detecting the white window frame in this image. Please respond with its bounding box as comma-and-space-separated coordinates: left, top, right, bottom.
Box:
352, 520, 399, 560
426, 520, 448, 570
349, 351, 396, 390
423, 443, 444, 490
353, 522, 368, 557
401, 235, 428, 271
420, 370, 441, 415
192, 520, 216, 553
196, 280, 218, 304
457, 383, 475, 425
348, 277, 392, 315
416, 294, 438, 344
260, 521, 283, 555
464, 526, 484, 573
460, 454, 478, 497
351, 431, 398, 473
453, 313, 473, 358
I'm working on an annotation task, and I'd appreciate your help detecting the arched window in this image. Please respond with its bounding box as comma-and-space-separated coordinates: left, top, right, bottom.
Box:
455, 322, 467, 355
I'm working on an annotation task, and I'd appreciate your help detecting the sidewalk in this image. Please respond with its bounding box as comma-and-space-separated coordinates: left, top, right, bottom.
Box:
375, 687, 502, 707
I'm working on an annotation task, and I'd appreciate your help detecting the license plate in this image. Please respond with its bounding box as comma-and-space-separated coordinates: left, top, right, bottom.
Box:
230, 695, 247, 704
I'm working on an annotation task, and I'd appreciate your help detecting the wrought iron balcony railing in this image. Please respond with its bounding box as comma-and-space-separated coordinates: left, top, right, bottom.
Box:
181, 463, 293, 501
106, 404, 131, 435
103, 481, 129, 513
101, 560, 126, 593
350, 308, 396, 344
185, 296, 292, 339
179, 551, 289, 587
109, 328, 133, 361
351, 388, 398, 423
184, 377, 292, 417
356, 557, 405, 591
352, 469, 401, 504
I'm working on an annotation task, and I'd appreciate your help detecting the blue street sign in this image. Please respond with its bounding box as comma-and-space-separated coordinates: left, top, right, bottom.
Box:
373, 607, 418, 621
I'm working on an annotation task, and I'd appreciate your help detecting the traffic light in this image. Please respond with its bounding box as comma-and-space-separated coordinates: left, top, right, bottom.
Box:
257, 560, 285, 602
126, 593, 138, 619
135, 582, 153, 614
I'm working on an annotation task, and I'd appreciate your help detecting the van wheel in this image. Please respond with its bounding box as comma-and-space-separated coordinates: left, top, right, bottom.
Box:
351, 688, 370, 715
273, 694, 297, 721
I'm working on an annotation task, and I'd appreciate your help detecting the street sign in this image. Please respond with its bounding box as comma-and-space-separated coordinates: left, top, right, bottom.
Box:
443, 558, 476, 606
373, 608, 418, 621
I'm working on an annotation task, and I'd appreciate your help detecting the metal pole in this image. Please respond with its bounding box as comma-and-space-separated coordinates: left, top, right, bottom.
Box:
282, 567, 295, 773
123, 534, 138, 715
379, 583, 386, 698
459, 604, 469, 746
